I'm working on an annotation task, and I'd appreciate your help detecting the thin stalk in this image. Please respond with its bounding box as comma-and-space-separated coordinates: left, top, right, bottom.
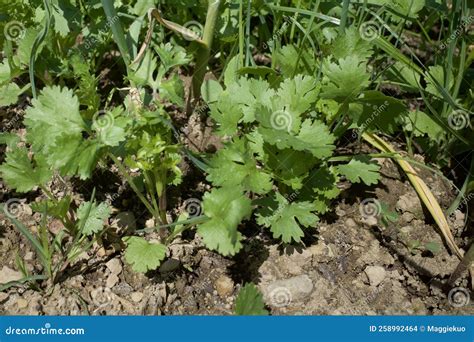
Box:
108, 153, 156, 218
192, 0, 222, 99
154, 170, 168, 225
245, 0, 252, 67
339, 0, 350, 33
143, 171, 162, 221
238, 0, 244, 67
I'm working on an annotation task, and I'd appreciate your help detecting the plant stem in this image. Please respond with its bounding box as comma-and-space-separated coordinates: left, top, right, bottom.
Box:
108, 153, 157, 218
164, 216, 209, 245
101, 0, 131, 68
192, 0, 222, 99
143, 171, 162, 222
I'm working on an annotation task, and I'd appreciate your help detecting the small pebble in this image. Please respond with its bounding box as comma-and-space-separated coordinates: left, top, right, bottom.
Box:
131, 292, 144, 303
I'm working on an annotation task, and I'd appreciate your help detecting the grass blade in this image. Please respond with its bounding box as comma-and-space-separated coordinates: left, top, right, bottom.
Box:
362, 132, 464, 260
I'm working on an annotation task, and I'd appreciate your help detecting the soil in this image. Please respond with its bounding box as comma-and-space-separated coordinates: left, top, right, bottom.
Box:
0, 106, 473, 316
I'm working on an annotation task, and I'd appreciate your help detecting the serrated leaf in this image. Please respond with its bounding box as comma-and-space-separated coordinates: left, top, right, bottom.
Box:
208, 93, 244, 136
321, 56, 370, 101
123, 236, 167, 273
256, 192, 318, 243
77, 201, 110, 236
51, 3, 70, 37
266, 148, 316, 190
235, 283, 269, 315
260, 119, 336, 159
31, 196, 72, 219
308, 166, 341, 199
0, 83, 21, 106
92, 108, 128, 147
25, 85, 85, 153
0, 147, 52, 192
275, 45, 316, 77
272, 75, 318, 130
336, 156, 381, 186
49, 135, 101, 179
352, 91, 407, 134
24, 86, 106, 179
207, 138, 273, 194
197, 188, 252, 256
330, 27, 373, 61
0, 132, 20, 147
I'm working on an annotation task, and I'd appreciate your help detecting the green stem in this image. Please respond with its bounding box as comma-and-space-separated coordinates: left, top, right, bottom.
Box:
164, 216, 209, 245
192, 0, 222, 99
143, 171, 162, 221
108, 153, 156, 218
101, 0, 131, 68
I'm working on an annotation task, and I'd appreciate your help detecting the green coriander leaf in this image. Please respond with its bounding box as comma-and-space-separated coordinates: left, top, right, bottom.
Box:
226, 78, 274, 123
198, 188, 252, 256
92, 107, 128, 147
154, 43, 191, 71
207, 138, 273, 194
309, 166, 341, 199
31, 196, 72, 219
0, 132, 20, 147
123, 236, 167, 273
353, 91, 407, 134
235, 283, 269, 315
321, 56, 370, 101
25, 85, 85, 154
208, 93, 243, 136
0, 83, 21, 106
77, 201, 110, 236
49, 135, 100, 179
260, 119, 336, 159
336, 156, 381, 186
256, 192, 318, 243
266, 148, 316, 190
330, 27, 373, 61
0, 147, 52, 193
51, 3, 70, 37
274, 45, 316, 77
